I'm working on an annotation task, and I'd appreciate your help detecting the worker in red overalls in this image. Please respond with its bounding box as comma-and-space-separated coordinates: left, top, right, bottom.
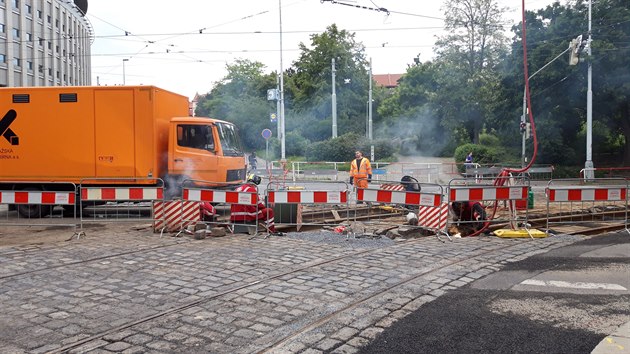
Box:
230, 174, 277, 233
349, 150, 372, 188
450, 201, 487, 233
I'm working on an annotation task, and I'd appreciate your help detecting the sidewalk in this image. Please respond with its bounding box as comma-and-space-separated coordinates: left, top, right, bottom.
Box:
592, 321, 630, 354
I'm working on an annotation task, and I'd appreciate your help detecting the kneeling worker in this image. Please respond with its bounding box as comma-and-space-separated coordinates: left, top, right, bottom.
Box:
450, 201, 487, 234
230, 174, 277, 233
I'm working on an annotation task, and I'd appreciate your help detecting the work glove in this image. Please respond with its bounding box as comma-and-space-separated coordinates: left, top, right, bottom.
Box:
367, 174, 372, 183
349, 177, 353, 185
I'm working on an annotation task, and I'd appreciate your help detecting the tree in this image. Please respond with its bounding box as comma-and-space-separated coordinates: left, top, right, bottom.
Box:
501, 0, 630, 165
434, 0, 509, 144
196, 59, 277, 150
285, 24, 372, 139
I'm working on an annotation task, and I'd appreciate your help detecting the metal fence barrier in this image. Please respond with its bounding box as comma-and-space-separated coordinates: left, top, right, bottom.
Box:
447, 176, 531, 238
181, 179, 263, 237
265, 180, 350, 232
0, 182, 77, 231
545, 178, 628, 235
77, 178, 164, 237
355, 179, 448, 241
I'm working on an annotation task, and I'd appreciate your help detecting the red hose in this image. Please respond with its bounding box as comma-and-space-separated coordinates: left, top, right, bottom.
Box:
467, 0, 537, 237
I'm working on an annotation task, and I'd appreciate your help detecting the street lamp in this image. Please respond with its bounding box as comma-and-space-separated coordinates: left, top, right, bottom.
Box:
122, 58, 129, 85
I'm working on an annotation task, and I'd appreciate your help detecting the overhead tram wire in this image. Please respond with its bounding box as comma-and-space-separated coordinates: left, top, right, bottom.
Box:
320, 0, 445, 21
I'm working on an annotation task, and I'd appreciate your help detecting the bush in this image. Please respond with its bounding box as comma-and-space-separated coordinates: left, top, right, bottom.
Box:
454, 143, 504, 172
306, 132, 395, 162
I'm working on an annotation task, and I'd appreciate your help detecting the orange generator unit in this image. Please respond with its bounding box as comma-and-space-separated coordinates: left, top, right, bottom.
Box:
0, 85, 247, 217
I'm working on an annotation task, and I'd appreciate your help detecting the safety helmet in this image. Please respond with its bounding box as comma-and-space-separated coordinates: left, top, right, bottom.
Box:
247, 174, 261, 185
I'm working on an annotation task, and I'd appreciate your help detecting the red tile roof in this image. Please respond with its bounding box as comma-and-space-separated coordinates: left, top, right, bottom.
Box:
373, 74, 403, 88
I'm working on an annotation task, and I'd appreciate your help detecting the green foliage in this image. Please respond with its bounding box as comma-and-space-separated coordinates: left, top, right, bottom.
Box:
305, 132, 395, 162
479, 133, 501, 147
285, 131, 310, 157
454, 143, 502, 167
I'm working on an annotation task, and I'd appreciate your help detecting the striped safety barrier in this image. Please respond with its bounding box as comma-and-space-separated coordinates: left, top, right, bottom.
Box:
153, 200, 199, 233
379, 184, 406, 191
545, 179, 629, 235
449, 186, 528, 202
0, 191, 75, 205
81, 187, 163, 201
547, 187, 627, 202
267, 190, 347, 204
183, 188, 257, 205
357, 188, 442, 207
417, 202, 448, 230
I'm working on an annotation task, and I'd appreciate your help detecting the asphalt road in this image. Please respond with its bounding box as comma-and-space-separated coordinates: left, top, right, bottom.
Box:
360, 231, 630, 354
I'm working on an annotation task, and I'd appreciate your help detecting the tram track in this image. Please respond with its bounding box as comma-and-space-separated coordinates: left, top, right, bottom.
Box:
49, 235, 545, 354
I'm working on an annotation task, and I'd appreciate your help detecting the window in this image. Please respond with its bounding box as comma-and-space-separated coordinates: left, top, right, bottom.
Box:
27, 32, 32, 41
12, 28, 19, 38
177, 125, 215, 151
37, 9, 42, 19
25, 4, 31, 13
47, 15, 51, 23
0, 54, 5, 63
38, 64, 43, 72
27, 61, 33, 70
216, 122, 244, 156
13, 58, 20, 67
0, 24, 5, 34
12, 0, 18, 9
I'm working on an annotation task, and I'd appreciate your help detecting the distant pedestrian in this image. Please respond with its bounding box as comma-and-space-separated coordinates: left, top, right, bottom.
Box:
465, 152, 473, 165
248, 152, 257, 171
349, 150, 372, 188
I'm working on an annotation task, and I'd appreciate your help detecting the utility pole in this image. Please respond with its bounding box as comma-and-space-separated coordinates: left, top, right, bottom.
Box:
331, 58, 337, 138
368, 58, 374, 162
278, 0, 286, 161
122, 58, 129, 85
584, 0, 594, 180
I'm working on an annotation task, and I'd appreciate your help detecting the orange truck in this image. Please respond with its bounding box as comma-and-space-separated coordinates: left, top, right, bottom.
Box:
0, 85, 247, 217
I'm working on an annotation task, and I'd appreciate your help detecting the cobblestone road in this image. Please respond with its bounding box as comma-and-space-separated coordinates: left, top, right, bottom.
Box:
0, 224, 585, 353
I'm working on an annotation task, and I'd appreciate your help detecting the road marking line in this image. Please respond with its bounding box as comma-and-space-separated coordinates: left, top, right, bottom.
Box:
520, 279, 627, 291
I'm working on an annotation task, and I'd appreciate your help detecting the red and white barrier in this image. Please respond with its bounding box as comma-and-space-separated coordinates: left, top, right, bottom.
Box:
545, 179, 629, 234
81, 187, 163, 201
417, 202, 448, 230
183, 188, 257, 205
379, 184, 405, 191
0, 191, 75, 205
547, 187, 626, 202
267, 190, 347, 204
357, 188, 441, 207
449, 186, 528, 202
153, 200, 199, 233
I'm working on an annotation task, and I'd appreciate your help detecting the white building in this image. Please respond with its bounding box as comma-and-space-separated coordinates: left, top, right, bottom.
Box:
0, 0, 92, 87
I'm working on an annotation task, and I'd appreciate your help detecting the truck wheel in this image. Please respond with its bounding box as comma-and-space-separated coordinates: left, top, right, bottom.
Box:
16, 188, 51, 218
17, 203, 49, 218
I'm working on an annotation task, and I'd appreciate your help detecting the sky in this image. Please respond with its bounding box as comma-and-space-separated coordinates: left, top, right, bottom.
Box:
87, 0, 559, 99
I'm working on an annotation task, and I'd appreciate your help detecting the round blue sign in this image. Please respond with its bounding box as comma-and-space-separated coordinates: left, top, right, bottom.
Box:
261, 128, 272, 140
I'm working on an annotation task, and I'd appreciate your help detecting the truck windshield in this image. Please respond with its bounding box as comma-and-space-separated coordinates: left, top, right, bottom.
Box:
216, 122, 244, 157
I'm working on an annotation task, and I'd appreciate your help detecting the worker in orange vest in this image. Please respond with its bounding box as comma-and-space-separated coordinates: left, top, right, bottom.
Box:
349, 150, 372, 188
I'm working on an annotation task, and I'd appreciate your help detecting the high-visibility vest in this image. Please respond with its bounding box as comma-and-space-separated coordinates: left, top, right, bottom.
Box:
350, 157, 372, 179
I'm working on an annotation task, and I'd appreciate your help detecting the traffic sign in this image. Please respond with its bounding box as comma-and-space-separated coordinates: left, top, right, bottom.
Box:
262, 128, 272, 140
270, 113, 277, 123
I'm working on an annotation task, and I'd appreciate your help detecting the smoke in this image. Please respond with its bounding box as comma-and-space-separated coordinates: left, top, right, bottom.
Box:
375, 106, 449, 157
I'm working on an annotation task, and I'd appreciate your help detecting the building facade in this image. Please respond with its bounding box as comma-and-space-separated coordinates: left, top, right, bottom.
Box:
0, 0, 92, 87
